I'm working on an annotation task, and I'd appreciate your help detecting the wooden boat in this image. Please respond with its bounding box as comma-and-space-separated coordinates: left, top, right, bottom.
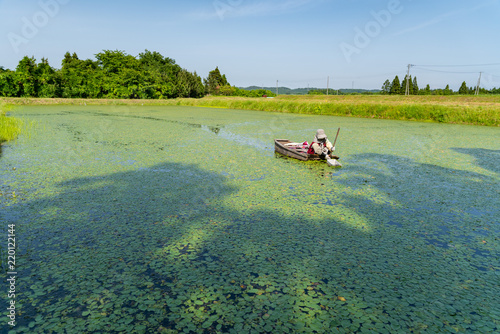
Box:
275, 139, 319, 161
274, 139, 340, 163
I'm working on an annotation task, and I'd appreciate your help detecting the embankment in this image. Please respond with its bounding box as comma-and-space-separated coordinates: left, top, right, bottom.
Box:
2, 95, 499, 126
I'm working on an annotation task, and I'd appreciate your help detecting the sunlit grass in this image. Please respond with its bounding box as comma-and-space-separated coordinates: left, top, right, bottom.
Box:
2, 95, 499, 126
1, 103, 38, 145
0, 104, 23, 142
174, 95, 500, 126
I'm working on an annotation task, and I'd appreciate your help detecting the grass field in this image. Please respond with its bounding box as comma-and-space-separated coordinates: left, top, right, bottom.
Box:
2, 95, 499, 126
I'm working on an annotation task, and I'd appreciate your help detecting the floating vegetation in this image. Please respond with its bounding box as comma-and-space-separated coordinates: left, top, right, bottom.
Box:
0, 105, 498, 333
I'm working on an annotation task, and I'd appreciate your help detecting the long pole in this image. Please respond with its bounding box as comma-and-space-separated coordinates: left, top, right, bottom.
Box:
327, 76, 329, 96
405, 64, 411, 96
475, 72, 482, 95
332, 128, 340, 147
276, 80, 278, 96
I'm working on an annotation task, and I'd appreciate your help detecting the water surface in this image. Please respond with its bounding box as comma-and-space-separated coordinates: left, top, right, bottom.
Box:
1, 105, 499, 333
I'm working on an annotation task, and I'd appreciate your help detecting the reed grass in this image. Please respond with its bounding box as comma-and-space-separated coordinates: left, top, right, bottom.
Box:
2, 95, 499, 126
174, 95, 500, 126
0, 103, 23, 143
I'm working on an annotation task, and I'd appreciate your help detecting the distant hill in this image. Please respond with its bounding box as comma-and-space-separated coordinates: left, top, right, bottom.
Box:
240, 86, 381, 95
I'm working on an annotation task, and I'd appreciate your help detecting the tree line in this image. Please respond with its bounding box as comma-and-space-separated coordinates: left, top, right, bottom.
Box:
381, 75, 500, 95
0, 50, 275, 99
307, 75, 500, 96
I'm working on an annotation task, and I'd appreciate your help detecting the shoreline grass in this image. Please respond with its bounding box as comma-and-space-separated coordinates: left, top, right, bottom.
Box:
1, 95, 499, 126
0, 103, 23, 143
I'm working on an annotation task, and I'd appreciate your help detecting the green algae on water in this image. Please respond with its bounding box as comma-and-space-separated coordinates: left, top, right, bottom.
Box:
0, 105, 498, 333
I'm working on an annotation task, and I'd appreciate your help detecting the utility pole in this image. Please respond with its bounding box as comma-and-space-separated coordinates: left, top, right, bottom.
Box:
327, 76, 329, 96
475, 72, 482, 95
405, 64, 413, 96
276, 80, 278, 96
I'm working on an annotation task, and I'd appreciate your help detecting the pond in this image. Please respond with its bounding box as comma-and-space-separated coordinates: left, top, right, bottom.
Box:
1, 105, 499, 333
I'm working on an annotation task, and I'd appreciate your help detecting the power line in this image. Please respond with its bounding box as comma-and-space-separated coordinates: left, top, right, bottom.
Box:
413, 67, 481, 74
413, 63, 500, 67
334, 72, 401, 80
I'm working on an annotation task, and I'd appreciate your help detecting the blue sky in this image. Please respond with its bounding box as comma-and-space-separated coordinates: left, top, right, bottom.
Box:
1, 0, 500, 90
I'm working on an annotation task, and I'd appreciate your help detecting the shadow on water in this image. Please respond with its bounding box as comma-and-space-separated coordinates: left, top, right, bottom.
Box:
4, 155, 499, 332
336, 152, 499, 238
451, 147, 500, 174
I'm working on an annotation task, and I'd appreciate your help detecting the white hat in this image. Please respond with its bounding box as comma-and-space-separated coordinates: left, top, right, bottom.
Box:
315, 129, 327, 140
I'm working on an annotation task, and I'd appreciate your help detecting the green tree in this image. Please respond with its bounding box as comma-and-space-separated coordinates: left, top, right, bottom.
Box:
191, 72, 205, 98
60, 52, 80, 97
139, 50, 177, 72
204, 67, 229, 95
218, 85, 237, 96
177, 69, 205, 98
16, 56, 39, 97
390, 75, 401, 95
37, 58, 60, 98
120, 67, 143, 99
412, 77, 419, 95
458, 81, 468, 95
96, 50, 137, 74
138, 50, 181, 99
381, 79, 391, 94
0, 70, 19, 97
60, 52, 101, 98
247, 89, 275, 97
2, 50, 211, 100
95, 50, 140, 98
401, 75, 413, 95
308, 89, 325, 95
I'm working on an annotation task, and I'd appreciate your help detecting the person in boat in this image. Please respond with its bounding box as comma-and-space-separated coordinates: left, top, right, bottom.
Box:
308, 129, 335, 159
